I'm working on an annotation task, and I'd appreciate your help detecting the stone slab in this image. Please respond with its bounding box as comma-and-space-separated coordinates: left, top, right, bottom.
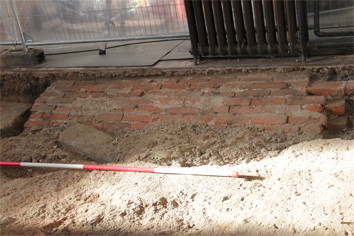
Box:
0, 48, 45, 68
59, 124, 116, 163
0, 102, 31, 137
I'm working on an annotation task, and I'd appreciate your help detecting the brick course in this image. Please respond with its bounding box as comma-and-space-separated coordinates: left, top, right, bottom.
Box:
24, 72, 353, 134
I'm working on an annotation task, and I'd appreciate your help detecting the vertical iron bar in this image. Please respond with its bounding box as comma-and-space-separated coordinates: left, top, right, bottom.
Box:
192, 0, 209, 56
285, 0, 298, 54
264, 0, 277, 54
212, 0, 228, 55
241, 0, 257, 54
274, 0, 288, 53
9, 0, 27, 52
184, 0, 200, 63
222, 0, 238, 55
231, 0, 247, 54
252, 0, 267, 54
202, 0, 218, 55
296, 0, 309, 62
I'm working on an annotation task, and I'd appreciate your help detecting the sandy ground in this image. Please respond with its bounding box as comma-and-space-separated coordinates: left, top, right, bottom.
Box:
0, 124, 353, 235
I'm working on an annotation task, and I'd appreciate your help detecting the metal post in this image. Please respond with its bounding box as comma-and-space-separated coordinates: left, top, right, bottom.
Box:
9, 0, 27, 52
296, 0, 309, 62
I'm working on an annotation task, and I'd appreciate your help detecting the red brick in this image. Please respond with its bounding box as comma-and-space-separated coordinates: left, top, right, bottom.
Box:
346, 81, 354, 96
162, 84, 190, 90
96, 113, 123, 122
287, 96, 326, 105
203, 91, 235, 97
82, 86, 107, 92
288, 114, 327, 127
24, 120, 44, 128
303, 104, 324, 113
184, 115, 214, 123
30, 104, 55, 112
47, 97, 76, 105
251, 115, 287, 125
78, 92, 91, 98
324, 99, 346, 115
270, 88, 307, 96
137, 105, 163, 113
251, 97, 285, 106
300, 125, 323, 135
237, 74, 274, 82
60, 85, 82, 92
166, 107, 196, 114
215, 115, 250, 124
48, 113, 69, 121
264, 105, 301, 114
131, 123, 153, 130
55, 106, 73, 112
223, 98, 251, 106
230, 106, 264, 114
253, 82, 287, 89
174, 90, 203, 97
236, 90, 271, 97
34, 97, 46, 103
307, 81, 346, 97
124, 98, 154, 105
207, 106, 230, 114
152, 115, 184, 122
328, 117, 348, 131
122, 114, 152, 123
226, 82, 254, 89
288, 80, 310, 88
117, 90, 145, 97
132, 84, 161, 91
190, 83, 220, 90
30, 112, 44, 119
157, 97, 185, 105
103, 122, 131, 130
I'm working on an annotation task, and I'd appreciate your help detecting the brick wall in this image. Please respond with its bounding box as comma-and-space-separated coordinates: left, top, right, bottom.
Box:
24, 72, 353, 134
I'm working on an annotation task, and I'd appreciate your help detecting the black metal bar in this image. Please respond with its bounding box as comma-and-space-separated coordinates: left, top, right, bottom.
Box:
202, 0, 218, 55
241, 0, 257, 54
274, 0, 288, 54
212, 0, 229, 55
263, 0, 278, 54
192, 0, 209, 56
252, 0, 267, 54
184, 0, 200, 64
231, 0, 247, 54
222, 0, 238, 55
296, 0, 309, 62
285, 0, 298, 54
314, 0, 354, 37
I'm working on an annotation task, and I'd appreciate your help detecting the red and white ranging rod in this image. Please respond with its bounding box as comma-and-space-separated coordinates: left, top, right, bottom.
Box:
0, 161, 240, 178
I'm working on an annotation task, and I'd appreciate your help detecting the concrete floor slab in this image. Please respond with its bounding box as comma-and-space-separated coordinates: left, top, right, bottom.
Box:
59, 124, 117, 163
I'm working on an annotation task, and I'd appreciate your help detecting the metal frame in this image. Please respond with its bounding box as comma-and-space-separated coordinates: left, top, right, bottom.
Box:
313, 0, 354, 37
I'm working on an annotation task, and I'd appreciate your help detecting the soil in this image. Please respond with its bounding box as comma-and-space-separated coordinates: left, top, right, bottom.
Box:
0, 123, 353, 235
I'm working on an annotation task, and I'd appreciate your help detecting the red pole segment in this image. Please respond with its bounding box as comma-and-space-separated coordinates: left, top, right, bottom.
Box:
0, 162, 21, 166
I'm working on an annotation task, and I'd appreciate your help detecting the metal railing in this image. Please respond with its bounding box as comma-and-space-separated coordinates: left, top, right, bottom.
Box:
0, 0, 189, 50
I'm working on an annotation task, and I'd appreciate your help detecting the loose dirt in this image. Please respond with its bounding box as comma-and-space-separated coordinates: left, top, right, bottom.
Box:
0, 123, 353, 235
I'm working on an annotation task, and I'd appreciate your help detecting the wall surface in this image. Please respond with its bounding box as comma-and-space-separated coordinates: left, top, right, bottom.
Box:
24, 71, 353, 134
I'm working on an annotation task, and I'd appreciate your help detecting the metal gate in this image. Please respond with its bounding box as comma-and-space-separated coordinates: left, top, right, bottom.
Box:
184, 0, 353, 64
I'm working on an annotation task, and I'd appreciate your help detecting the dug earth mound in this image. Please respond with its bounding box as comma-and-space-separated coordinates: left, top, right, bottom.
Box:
0, 123, 353, 235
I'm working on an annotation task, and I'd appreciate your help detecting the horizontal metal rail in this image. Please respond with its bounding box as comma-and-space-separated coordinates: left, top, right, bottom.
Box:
0, 34, 189, 46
